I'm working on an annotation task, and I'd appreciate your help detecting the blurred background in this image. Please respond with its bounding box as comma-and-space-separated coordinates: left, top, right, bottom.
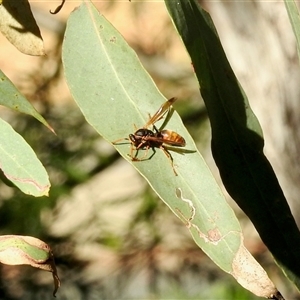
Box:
0, 1, 299, 299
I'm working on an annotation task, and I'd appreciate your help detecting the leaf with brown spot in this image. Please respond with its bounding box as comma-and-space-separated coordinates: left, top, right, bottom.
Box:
165, 0, 300, 294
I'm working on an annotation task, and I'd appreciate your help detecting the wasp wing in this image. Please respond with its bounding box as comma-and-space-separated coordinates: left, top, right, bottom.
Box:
144, 97, 177, 128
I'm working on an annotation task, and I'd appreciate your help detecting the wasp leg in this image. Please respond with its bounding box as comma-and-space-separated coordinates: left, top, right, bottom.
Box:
160, 146, 178, 176
126, 138, 150, 161
134, 144, 151, 161
132, 145, 150, 161
112, 137, 129, 144
129, 143, 138, 160
145, 147, 157, 161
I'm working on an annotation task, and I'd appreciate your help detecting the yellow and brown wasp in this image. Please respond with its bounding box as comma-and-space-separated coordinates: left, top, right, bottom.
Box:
113, 97, 186, 175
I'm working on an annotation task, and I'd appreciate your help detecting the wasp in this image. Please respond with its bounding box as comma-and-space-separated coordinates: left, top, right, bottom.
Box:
113, 97, 186, 175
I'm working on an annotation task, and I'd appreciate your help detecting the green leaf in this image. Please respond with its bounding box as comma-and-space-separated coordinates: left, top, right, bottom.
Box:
0, 118, 50, 196
0, 235, 60, 296
0, 235, 49, 262
284, 0, 300, 60
62, 1, 279, 297
0, 0, 44, 55
165, 0, 300, 291
0, 70, 54, 132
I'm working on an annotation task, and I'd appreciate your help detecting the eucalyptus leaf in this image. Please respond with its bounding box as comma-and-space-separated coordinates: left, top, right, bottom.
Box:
0, 70, 54, 132
165, 0, 300, 292
0, 118, 50, 196
0, 0, 44, 55
0, 235, 60, 296
284, 0, 300, 60
62, 1, 280, 298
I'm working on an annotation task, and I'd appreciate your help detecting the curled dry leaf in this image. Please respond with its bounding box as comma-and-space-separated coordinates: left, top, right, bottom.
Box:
0, 235, 60, 297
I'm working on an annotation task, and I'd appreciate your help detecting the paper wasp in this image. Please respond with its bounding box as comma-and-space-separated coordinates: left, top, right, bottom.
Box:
113, 97, 186, 175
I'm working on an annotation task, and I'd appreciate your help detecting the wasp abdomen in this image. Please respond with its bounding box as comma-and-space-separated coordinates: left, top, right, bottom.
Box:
160, 130, 186, 147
